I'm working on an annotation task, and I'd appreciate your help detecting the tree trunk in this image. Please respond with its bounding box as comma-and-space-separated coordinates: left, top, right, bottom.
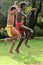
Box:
28, 0, 42, 38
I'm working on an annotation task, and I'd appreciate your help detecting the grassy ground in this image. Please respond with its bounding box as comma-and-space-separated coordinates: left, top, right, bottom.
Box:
0, 39, 43, 65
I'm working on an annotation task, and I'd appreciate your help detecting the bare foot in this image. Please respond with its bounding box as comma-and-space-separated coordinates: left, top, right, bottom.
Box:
25, 44, 30, 48
15, 49, 19, 53
9, 50, 13, 54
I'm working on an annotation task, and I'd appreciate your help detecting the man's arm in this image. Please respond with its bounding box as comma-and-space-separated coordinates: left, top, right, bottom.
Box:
21, 8, 37, 18
21, 12, 27, 18
14, 1, 17, 5
8, 9, 18, 15
26, 8, 37, 17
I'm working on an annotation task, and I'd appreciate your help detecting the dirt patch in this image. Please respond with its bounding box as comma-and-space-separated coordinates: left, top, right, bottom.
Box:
29, 62, 43, 65
34, 37, 43, 40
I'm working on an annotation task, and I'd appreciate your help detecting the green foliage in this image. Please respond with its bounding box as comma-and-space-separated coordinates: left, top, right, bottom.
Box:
0, 0, 16, 15
0, 13, 7, 28
0, 30, 8, 39
25, 6, 32, 14
0, 0, 43, 37
41, 29, 43, 36
37, 13, 42, 23
36, 0, 40, 9
24, 6, 32, 26
36, 22, 43, 29
34, 26, 43, 37
0, 0, 25, 15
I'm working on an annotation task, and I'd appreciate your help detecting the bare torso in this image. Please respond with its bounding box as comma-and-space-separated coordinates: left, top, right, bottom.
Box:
7, 13, 14, 26
16, 11, 23, 22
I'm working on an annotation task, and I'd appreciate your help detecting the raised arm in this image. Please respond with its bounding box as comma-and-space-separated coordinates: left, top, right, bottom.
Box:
14, 1, 17, 5
26, 8, 37, 17
14, 1, 18, 9
20, 8, 37, 18
8, 9, 18, 15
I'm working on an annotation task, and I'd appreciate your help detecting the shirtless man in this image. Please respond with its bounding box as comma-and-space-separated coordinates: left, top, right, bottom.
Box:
5, 2, 21, 53
15, 1, 37, 53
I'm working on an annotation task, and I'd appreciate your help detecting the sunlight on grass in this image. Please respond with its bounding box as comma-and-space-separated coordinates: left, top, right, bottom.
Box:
0, 40, 43, 65
0, 56, 23, 65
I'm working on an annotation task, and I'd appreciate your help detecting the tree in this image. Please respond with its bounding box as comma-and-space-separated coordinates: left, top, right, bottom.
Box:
24, 0, 43, 38
28, 0, 42, 29
18, 0, 43, 30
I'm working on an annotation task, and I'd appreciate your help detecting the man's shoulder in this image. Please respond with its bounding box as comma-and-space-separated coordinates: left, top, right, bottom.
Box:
18, 10, 21, 13
17, 10, 23, 15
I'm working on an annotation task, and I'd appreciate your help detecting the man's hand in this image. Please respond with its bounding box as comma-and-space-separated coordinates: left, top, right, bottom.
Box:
14, 1, 18, 9
14, 1, 17, 5
31, 8, 37, 11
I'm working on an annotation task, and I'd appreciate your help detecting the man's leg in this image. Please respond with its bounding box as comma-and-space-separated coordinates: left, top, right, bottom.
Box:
15, 38, 24, 53
5, 37, 13, 45
20, 25, 33, 48
4, 36, 19, 45
9, 35, 20, 53
12, 27, 21, 39
9, 40, 15, 53
9, 27, 21, 53
25, 32, 33, 48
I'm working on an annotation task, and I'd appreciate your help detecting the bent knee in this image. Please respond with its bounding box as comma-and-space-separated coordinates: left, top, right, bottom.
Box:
30, 29, 33, 34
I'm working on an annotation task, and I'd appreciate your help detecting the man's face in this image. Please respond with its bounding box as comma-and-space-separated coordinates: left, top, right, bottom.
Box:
23, 5, 27, 11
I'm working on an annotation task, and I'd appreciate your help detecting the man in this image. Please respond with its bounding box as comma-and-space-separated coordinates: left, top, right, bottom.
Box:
15, 1, 37, 53
5, 2, 21, 53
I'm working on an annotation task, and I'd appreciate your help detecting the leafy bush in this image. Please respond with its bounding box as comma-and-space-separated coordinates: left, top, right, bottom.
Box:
36, 22, 43, 29
0, 30, 9, 39
34, 26, 43, 37
41, 29, 43, 36
25, 6, 32, 14
0, 13, 7, 28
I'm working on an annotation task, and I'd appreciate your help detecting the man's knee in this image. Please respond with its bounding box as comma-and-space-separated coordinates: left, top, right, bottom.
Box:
30, 29, 33, 34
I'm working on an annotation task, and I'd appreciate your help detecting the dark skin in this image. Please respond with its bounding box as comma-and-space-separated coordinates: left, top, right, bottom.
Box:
15, 5, 37, 53
15, 11, 31, 53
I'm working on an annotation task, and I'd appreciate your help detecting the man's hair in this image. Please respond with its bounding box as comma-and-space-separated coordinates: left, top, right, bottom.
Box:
19, 2, 28, 8
10, 7, 16, 11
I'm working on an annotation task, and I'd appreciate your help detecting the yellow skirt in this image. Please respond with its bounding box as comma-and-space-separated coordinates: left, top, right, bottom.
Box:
5, 25, 13, 37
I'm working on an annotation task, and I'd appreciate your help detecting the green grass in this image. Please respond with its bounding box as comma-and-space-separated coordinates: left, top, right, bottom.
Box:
0, 40, 43, 65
